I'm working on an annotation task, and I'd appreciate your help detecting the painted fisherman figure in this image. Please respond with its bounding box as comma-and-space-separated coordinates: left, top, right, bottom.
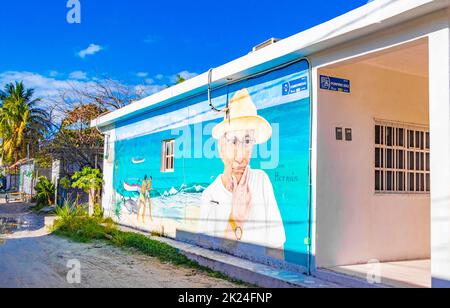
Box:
200, 88, 286, 258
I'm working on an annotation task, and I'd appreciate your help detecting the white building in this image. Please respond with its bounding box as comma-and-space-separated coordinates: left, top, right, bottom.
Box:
92, 0, 450, 288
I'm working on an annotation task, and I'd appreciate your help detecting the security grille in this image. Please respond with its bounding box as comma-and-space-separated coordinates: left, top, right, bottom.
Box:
375, 120, 430, 194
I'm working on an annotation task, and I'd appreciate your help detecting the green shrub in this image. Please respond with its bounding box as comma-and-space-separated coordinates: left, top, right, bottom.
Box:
52, 200, 111, 242
34, 176, 55, 208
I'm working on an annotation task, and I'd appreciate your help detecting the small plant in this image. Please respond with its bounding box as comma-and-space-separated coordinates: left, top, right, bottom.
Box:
59, 176, 71, 189
72, 167, 104, 216
93, 203, 104, 219
34, 176, 55, 208
58, 176, 72, 206
52, 199, 113, 242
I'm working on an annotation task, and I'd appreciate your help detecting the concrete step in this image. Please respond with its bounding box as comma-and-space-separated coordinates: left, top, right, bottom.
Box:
159, 236, 342, 288
118, 224, 349, 288
314, 268, 390, 288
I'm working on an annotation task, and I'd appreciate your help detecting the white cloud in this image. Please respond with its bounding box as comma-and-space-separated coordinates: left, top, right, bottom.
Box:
136, 72, 149, 78
49, 70, 59, 77
179, 70, 199, 80
69, 70, 88, 80
0, 71, 100, 104
134, 84, 167, 96
77, 43, 103, 58
170, 70, 198, 83
0, 71, 169, 102
0, 69, 197, 113
143, 35, 160, 44
0, 71, 99, 123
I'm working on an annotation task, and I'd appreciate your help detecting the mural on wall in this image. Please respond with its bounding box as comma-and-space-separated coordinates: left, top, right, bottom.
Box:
110, 60, 311, 267
199, 88, 285, 252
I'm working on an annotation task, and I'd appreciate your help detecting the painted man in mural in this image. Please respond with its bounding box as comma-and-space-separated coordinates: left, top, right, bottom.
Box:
137, 175, 152, 222
200, 88, 286, 258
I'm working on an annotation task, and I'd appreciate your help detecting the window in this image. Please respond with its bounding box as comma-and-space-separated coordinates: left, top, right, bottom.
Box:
375, 121, 430, 194
161, 139, 175, 172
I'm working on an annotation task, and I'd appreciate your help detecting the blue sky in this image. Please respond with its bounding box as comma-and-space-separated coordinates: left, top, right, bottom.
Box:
0, 0, 369, 99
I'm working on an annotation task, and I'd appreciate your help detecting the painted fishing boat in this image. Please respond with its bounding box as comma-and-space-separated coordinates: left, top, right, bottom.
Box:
123, 181, 141, 192
132, 157, 145, 164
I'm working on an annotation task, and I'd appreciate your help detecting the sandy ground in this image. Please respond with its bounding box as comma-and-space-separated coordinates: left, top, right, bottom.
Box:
0, 202, 240, 288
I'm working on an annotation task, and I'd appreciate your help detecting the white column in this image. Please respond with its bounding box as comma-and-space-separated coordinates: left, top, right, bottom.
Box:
310, 65, 319, 271
101, 127, 116, 217
429, 20, 450, 288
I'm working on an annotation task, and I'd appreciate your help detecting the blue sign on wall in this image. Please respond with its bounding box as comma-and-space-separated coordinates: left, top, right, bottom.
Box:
282, 76, 308, 96
320, 75, 350, 93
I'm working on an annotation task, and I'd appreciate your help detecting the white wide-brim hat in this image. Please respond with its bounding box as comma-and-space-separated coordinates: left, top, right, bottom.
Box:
212, 88, 272, 144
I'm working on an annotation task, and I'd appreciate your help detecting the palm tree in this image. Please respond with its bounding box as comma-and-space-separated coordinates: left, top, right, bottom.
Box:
0, 82, 50, 164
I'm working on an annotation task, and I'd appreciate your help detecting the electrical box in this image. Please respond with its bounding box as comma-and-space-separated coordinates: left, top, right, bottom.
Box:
345, 128, 353, 141
336, 127, 343, 141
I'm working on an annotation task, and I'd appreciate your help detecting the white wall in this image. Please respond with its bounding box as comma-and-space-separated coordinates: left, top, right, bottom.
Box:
315, 62, 430, 267
307, 8, 449, 273
429, 18, 450, 288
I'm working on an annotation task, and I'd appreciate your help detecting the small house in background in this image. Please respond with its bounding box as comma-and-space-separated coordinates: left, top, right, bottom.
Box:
51, 158, 90, 206
1, 173, 18, 192
15, 159, 52, 200
0, 158, 20, 192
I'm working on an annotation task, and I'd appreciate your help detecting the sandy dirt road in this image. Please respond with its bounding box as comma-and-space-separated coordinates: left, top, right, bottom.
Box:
0, 202, 240, 288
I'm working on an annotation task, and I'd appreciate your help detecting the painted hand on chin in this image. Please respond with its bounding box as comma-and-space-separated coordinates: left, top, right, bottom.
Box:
230, 166, 252, 225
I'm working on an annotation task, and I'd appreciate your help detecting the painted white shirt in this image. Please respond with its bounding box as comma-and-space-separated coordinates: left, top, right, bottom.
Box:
199, 168, 286, 249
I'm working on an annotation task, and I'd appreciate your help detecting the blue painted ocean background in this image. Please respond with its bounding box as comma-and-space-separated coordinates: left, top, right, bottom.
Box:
113, 61, 311, 266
